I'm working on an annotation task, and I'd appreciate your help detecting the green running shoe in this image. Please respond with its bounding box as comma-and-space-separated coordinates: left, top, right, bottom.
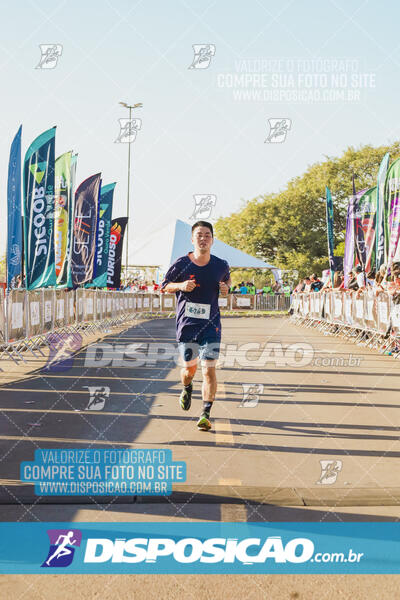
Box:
197, 412, 211, 431
179, 383, 192, 411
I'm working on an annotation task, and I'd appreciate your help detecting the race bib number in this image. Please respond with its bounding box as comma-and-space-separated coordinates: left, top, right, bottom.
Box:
185, 302, 210, 320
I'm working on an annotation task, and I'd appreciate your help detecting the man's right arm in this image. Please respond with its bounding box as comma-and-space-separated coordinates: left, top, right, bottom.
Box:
164, 280, 196, 293
163, 282, 183, 293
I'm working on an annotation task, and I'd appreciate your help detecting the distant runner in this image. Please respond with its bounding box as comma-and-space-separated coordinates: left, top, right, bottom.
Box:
161, 221, 231, 431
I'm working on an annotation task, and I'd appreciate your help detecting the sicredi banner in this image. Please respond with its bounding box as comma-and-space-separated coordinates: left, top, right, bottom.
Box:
23, 127, 57, 289
107, 216, 127, 288
54, 151, 72, 286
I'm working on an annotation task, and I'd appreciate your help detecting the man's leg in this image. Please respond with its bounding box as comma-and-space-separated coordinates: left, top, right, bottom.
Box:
201, 364, 217, 405
178, 342, 199, 411
197, 340, 220, 431
181, 363, 198, 387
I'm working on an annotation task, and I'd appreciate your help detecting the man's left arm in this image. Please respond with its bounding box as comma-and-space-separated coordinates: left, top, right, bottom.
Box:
219, 263, 231, 296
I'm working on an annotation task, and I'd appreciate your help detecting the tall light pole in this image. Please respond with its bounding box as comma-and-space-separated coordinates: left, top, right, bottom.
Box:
119, 101, 142, 285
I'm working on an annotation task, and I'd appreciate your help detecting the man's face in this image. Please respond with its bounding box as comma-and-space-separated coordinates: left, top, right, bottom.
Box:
192, 226, 213, 253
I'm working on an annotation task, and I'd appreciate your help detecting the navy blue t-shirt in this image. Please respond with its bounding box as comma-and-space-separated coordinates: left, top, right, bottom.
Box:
161, 253, 230, 342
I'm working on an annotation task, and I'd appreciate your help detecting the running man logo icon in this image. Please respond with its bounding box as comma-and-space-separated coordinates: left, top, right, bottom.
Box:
44, 333, 82, 372
188, 44, 216, 69
264, 118, 292, 143
36, 44, 63, 69
115, 118, 142, 143
316, 460, 343, 485
41, 529, 82, 568
239, 384, 264, 408
84, 386, 110, 411
190, 195, 217, 220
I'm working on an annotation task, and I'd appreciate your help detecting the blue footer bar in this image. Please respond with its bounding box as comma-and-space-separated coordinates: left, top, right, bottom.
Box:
0, 522, 398, 574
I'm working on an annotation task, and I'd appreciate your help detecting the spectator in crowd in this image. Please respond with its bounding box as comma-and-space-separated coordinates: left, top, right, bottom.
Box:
374, 270, 385, 293
294, 279, 305, 292
310, 273, 323, 291
386, 264, 400, 297
151, 280, 159, 292
262, 283, 273, 295
347, 269, 359, 291
333, 270, 344, 289
247, 281, 256, 295
303, 277, 312, 293
272, 281, 282, 293
282, 282, 291, 297
366, 269, 376, 287
239, 282, 248, 294
321, 272, 333, 291
354, 265, 367, 289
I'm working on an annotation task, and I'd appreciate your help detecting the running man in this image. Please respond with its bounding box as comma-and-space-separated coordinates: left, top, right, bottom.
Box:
45, 531, 77, 566
161, 221, 231, 431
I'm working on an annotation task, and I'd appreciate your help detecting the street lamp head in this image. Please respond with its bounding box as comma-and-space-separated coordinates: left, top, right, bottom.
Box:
119, 101, 143, 109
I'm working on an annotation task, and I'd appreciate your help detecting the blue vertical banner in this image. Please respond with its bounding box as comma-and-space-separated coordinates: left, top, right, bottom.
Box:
7, 125, 22, 290
70, 173, 101, 287
87, 182, 116, 288
325, 186, 335, 284
23, 127, 57, 290
376, 152, 390, 270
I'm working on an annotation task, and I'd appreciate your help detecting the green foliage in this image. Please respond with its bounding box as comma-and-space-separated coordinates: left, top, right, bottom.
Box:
215, 142, 400, 278
229, 268, 274, 289
0, 254, 5, 281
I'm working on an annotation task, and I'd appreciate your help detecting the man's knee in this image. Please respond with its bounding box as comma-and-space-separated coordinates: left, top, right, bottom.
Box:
182, 364, 197, 378
202, 365, 217, 380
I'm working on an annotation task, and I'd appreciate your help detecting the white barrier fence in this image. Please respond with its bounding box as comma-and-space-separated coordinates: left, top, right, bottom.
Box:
2, 290, 177, 345
2, 290, 291, 344
291, 289, 400, 354
1, 290, 290, 351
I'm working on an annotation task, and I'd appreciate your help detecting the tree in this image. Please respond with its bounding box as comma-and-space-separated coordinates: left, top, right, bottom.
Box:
215, 142, 400, 278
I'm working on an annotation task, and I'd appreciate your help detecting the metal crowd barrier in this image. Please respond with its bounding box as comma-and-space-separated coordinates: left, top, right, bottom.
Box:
291, 289, 400, 356
0, 290, 290, 363
217, 294, 291, 313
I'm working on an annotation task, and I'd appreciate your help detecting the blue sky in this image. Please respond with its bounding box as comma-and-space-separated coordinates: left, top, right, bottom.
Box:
1, 0, 400, 262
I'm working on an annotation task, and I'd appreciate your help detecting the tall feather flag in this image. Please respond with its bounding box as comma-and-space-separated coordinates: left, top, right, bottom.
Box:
7, 125, 22, 290
325, 186, 335, 284
23, 127, 56, 289
375, 152, 390, 270
54, 151, 72, 286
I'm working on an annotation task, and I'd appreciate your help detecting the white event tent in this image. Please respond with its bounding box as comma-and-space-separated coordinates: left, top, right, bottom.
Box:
130, 220, 280, 282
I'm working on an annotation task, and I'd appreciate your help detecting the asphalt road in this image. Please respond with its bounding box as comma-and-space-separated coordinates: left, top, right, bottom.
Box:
1, 315, 400, 510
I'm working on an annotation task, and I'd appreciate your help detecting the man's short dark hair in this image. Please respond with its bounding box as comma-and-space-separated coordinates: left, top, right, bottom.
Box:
191, 221, 214, 236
